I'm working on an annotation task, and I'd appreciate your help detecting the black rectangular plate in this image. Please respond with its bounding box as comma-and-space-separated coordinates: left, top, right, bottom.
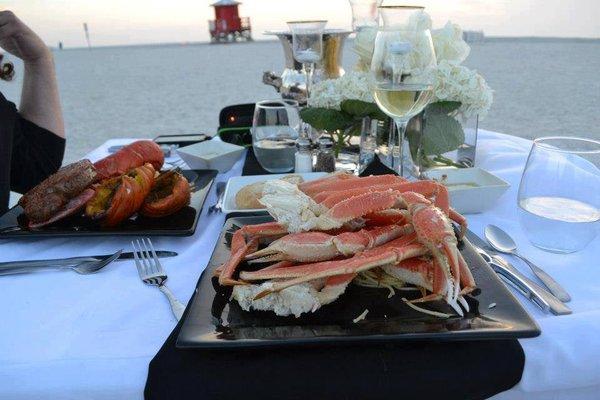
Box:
0, 169, 217, 238
177, 216, 540, 349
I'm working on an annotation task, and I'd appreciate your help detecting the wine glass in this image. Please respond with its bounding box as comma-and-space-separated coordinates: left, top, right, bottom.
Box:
349, 0, 383, 31
518, 136, 600, 253
287, 20, 327, 103
252, 99, 300, 173
370, 6, 437, 177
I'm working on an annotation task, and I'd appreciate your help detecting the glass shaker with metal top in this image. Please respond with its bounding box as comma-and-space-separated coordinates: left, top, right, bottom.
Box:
294, 138, 313, 173
315, 138, 336, 173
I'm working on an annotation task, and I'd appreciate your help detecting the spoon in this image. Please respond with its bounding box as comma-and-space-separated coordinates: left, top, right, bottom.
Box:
485, 224, 571, 303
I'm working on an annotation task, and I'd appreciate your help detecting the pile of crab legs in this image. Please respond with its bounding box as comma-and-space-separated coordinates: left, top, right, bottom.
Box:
215, 173, 477, 317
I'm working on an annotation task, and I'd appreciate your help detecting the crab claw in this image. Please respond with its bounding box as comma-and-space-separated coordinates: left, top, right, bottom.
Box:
218, 222, 288, 286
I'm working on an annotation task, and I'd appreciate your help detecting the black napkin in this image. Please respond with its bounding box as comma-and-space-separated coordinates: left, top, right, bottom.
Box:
145, 153, 526, 400
146, 303, 524, 400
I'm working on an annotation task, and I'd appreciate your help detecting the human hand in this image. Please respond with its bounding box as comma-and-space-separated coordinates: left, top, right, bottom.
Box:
0, 10, 51, 65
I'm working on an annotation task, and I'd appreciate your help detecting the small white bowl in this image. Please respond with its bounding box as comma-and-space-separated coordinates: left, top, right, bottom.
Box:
423, 167, 510, 214
222, 172, 328, 214
177, 140, 244, 173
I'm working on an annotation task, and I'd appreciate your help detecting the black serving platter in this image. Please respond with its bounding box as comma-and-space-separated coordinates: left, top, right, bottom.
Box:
177, 216, 540, 349
0, 169, 217, 238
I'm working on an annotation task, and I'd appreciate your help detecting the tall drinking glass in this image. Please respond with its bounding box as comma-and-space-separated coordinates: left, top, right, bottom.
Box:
287, 20, 327, 103
518, 137, 600, 253
252, 100, 300, 173
370, 6, 437, 177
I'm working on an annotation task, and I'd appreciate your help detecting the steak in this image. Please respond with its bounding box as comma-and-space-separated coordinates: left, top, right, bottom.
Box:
19, 159, 97, 223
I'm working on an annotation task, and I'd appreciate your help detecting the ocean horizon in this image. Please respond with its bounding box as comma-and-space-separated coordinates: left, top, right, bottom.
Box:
53, 35, 600, 52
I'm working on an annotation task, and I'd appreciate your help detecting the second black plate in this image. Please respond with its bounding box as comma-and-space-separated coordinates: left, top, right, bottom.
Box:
0, 169, 217, 238
177, 216, 540, 349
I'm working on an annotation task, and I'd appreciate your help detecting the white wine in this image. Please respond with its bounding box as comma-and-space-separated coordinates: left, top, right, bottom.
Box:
373, 83, 433, 120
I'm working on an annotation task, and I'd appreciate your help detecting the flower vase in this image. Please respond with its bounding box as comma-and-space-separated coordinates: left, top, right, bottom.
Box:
405, 111, 479, 177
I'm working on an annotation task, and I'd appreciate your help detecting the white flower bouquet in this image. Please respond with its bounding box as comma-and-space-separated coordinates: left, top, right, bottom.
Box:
302, 11, 493, 165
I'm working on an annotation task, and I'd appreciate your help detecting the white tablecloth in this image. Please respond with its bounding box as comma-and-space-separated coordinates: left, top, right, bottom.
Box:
0, 130, 598, 400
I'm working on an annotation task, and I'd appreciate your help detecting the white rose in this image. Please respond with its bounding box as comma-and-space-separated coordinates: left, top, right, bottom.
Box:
432, 21, 470, 64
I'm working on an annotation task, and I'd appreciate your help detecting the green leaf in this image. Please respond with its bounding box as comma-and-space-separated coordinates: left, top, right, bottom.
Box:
300, 107, 354, 131
424, 101, 461, 119
419, 112, 465, 156
340, 99, 387, 121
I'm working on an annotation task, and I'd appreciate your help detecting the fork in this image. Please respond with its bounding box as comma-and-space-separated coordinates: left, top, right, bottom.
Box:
0, 249, 123, 276
208, 182, 226, 214
132, 238, 186, 321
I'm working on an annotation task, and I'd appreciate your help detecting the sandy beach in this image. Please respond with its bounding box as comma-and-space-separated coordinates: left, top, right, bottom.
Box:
1, 38, 599, 163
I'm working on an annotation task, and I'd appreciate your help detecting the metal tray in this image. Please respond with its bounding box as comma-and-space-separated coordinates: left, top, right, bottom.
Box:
0, 169, 217, 238
177, 216, 540, 348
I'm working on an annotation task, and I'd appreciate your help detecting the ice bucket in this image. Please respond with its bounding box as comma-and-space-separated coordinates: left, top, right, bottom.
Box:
263, 29, 352, 105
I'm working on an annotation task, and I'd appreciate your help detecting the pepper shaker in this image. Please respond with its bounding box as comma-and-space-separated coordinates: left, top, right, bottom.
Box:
315, 138, 336, 173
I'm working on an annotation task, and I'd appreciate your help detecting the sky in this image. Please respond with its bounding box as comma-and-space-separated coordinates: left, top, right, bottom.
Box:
1, 0, 599, 48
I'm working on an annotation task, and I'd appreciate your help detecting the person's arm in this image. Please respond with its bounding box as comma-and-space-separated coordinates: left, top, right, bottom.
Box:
0, 10, 64, 138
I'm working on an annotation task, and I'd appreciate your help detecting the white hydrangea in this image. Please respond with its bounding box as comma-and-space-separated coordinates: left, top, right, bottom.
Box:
433, 60, 493, 120
349, 11, 492, 119
432, 21, 470, 65
309, 71, 373, 110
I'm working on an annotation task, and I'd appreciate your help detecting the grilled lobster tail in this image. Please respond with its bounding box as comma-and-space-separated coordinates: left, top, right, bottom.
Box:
93, 140, 164, 181
140, 170, 191, 218
86, 163, 156, 227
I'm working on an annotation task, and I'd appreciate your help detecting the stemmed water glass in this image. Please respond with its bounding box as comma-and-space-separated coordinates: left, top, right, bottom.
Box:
287, 20, 327, 104
370, 6, 437, 177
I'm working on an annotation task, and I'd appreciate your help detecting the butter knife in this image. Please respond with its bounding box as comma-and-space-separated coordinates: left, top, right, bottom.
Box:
491, 254, 571, 315
465, 232, 571, 315
0, 250, 177, 271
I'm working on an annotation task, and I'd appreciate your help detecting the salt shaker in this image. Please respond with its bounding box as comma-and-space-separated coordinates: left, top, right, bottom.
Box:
294, 138, 313, 173
315, 138, 336, 173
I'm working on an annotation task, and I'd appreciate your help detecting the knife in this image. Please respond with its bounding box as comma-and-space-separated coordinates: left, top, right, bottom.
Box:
103, 250, 178, 261
465, 231, 572, 316
0, 251, 178, 270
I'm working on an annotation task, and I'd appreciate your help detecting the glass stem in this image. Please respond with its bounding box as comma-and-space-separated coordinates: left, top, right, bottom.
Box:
304, 62, 315, 102
392, 119, 408, 176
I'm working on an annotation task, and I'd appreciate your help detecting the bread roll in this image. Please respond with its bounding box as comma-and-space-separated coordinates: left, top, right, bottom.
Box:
235, 175, 304, 209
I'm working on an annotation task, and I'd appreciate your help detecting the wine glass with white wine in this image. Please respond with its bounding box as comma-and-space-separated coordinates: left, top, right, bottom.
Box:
370, 5, 437, 177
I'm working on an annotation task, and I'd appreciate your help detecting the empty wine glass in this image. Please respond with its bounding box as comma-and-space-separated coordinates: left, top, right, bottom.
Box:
287, 20, 327, 103
349, 0, 383, 31
252, 100, 300, 173
518, 136, 600, 253
370, 6, 437, 177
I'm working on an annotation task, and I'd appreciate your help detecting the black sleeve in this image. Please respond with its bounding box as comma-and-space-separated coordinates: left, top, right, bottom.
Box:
10, 115, 66, 194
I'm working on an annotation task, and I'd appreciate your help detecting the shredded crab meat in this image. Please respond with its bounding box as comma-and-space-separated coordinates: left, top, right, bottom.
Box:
353, 309, 369, 323
354, 268, 419, 298
401, 298, 452, 319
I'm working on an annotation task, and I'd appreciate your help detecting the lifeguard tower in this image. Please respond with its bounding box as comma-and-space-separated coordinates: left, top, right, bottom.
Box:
209, 0, 252, 43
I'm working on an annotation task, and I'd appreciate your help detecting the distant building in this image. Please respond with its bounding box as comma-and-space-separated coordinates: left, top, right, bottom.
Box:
209, 0, 252, 43
463, 30, 485, 43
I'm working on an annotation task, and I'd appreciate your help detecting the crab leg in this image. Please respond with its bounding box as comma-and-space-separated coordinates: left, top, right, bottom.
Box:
253, 235, 428, 299
218, 221, 288, 285
315, 180, 466, 235
245, 224, 411, 263
299, 174, 405, 198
